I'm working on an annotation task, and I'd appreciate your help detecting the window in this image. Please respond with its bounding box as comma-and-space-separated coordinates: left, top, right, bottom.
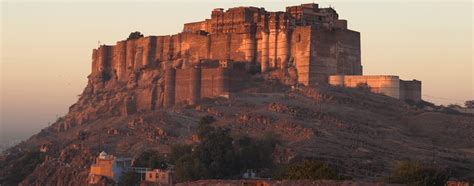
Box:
297, 34, 301, 42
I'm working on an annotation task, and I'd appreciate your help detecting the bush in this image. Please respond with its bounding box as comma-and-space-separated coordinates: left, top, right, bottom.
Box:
236, 134, 277, 171
134, 150, 168, 169
173, 116, 277, 182
387, 160, 449, 186
273, 159, 342, 180
120, 171, 140, 186
193, 122, 239, 179
169, 144, 193, 164
127, 31, 143, 40
0, 150, 44, 185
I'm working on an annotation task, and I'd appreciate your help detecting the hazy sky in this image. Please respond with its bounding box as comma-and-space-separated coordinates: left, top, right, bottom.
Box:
1, 0, 472, 144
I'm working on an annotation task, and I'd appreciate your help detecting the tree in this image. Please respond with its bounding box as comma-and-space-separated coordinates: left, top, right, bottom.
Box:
197, 115, 216, 138
173, 129, 237, 181
0, 150, 44, 185
237, 134, 277, 171
387, 160, 449, 186
465, 100, 474, 108
174, 154, 199, 182
173, 116, 277, 182
273, 159, 341, 180
174, 116, 239, 181
169, 144, 193, 164
193, 125, 238, 178
120, 171, 140, 186
127, 31, 144, 40
134, 150, 168, 169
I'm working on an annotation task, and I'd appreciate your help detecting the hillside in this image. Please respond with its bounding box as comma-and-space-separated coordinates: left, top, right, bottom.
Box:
1, 70, 473, 185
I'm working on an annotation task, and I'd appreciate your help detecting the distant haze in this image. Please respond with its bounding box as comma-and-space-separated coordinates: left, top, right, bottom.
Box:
1, 0, 472, 149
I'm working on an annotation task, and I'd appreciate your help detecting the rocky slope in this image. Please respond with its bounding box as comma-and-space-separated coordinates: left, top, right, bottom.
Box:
1, 65, 473, 185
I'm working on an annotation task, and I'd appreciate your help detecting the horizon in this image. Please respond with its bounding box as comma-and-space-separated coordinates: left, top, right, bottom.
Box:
1, 0, 472, 149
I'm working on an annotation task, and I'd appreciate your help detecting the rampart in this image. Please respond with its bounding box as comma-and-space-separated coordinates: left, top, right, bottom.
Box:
88, 3, 422, 109
91, 3, 362, 86
399, 80, 422, 102
328, 75, 422, 101
162, 64, 249, 108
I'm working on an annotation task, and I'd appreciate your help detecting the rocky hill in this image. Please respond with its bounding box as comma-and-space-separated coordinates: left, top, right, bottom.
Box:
0, 65, 473, 185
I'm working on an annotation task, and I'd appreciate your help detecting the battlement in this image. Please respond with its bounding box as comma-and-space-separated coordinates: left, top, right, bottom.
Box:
183, 3, 348, 35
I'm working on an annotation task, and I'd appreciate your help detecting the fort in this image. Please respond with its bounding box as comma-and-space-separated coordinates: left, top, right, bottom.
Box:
90, 3, 421, 110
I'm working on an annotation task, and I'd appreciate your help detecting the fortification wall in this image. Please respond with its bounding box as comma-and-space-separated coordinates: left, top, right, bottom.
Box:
183, 20, 211, 33
200, 68, 230, 98
179, 33, 209, 66
328, 75, 401, 99
160, 67, 247, 107
91, 4, 361, 87
307, 28, 361, 85
164, 69, 176, 108
91, 45, 113, 74
291, 26, 312, 85
311, 28, 337, 84
399, 80, 422, 101
209, 34, 231, 60
86, 4, 423, 111
328, 75, 421, 101
175, 68, 203, 104
136, 87, 155, 111
334, 29, 362, 75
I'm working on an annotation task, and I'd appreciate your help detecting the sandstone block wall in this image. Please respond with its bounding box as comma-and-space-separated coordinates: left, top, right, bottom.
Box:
400, 80, 422, 102
328, 75, 422, 101
291, 26, 312, 85
164, 67, 248, 106
91, 3, 362, 87
87, 3, 423, 108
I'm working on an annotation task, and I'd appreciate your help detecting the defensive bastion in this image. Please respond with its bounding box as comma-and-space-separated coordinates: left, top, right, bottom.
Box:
90, 3, 421, 109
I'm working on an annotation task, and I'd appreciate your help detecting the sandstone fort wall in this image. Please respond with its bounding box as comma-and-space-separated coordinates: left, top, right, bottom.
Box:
89, 3, 421, 108
91, 3, 362, 87
400, 80, 422, 102
328, 75, 422, 101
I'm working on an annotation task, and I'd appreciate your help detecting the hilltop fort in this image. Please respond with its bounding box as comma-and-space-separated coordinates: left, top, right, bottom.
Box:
90, 3, 421, 111
9, 4, 473, 186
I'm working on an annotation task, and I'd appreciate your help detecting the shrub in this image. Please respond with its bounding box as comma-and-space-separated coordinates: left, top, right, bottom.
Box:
387, 160, 449, 186
273, 159, 341, 180
0, 150, 44, 185
236, 134, 277, 171
134, 150, 168, 169
169, 144, 193, 164
173, 116, 276, 182
127, 31, 143, 40
120, 171, 140, 186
